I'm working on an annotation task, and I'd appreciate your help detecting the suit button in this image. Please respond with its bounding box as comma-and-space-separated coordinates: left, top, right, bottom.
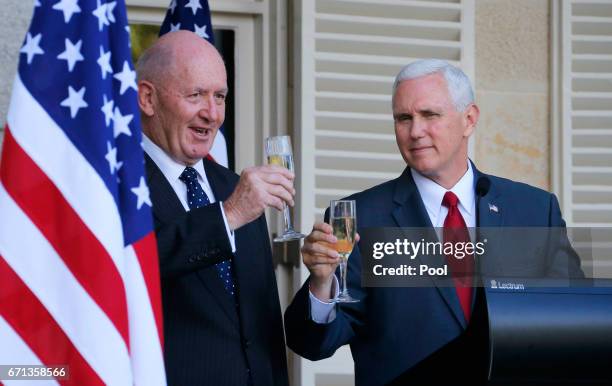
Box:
243, 339, 251, 348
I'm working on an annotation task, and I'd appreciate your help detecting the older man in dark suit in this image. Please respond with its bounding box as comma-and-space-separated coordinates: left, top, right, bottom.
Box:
136, 30, 290, 386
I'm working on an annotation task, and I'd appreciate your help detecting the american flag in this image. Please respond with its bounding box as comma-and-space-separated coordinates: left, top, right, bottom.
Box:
159, 0, 229, 168
0, 0, 165, 384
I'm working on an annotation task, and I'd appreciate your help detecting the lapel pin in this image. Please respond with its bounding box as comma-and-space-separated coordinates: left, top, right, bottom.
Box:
488, 203, 499, 213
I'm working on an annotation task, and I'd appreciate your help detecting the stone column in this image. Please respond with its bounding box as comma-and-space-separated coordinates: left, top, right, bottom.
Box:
0, 0, 34, 148
474, 0, 551, 190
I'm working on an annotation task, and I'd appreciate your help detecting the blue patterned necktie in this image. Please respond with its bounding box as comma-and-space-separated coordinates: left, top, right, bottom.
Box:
179, 166, 236, 299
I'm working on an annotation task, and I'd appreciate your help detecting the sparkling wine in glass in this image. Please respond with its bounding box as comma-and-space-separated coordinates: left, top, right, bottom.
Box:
330, 200, 359, 303
265, 135, 305, 242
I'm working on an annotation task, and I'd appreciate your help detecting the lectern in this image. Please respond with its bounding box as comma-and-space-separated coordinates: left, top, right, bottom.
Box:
485, 278, 612, 385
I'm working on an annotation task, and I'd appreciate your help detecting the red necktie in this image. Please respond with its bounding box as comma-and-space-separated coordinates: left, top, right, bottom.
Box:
442, 191, 473, 323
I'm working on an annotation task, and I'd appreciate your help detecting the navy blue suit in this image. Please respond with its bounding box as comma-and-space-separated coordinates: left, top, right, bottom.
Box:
145, 156, 289, 386
285, 165, 583, 386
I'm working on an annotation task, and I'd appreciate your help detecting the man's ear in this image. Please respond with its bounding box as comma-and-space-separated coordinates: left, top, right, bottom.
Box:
138, 80, 156, 117
462, 103, 480, 138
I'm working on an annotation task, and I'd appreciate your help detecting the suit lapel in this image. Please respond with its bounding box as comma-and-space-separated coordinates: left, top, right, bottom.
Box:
144, 154, 186, 223
204, 158, 233, 202
477, 190, 503, 227
472, 165, 504, 278
392, 169, 467, 328
146, 155, 240, 327
473, 164, 503, 229
198, 159, 242, 326
391, 169, 433, 229
204, 160, 261, 326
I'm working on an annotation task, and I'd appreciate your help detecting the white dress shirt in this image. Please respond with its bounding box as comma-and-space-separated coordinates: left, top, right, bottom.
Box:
411, 160, 475, 228
309, 160, 475, 323
142, 135, 236, 252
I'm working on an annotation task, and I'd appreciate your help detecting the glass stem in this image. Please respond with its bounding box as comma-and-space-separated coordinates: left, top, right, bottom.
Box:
282, 203, 293, 232
339, 256, 348, 296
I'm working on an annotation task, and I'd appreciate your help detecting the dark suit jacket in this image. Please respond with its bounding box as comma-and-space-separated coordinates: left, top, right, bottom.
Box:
285, 164, 583, 386
145, 155, 289, 386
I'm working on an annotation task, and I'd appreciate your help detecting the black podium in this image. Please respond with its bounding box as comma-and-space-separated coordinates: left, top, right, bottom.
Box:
484, 278, 612, 385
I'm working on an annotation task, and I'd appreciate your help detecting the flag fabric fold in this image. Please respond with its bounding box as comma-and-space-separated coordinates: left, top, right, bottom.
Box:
0, 0, 165, 384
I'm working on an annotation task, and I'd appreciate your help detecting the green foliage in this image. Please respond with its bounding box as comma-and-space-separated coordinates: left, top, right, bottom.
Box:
129, 24, 161, 63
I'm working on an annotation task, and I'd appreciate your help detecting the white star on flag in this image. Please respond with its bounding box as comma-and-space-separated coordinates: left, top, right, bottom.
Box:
170, 23, 181, 32
92, 0, 110, 31
4, 0, 167, 381
60, 86, 88, 118
97, 46, 113, 79
113, 61, 137, 95
185, 0, 202, 15
57, 38, 84, 72
194, 24, 209, 39
169, 0, 177, 14
52, 0, 81, 23
112, 106, 133, 137
125, 25, 131, 47
131, 177, 152, 209
105, 141, 123, 174
106, 1, 117, 23
101, 95, 114, 127
20, 33, 44, 65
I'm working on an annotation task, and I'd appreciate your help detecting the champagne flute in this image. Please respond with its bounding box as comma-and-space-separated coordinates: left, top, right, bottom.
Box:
330, 200, 359, 303
265, 135, 305, 242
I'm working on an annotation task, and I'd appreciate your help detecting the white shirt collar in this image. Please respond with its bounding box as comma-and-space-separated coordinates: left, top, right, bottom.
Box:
142, 134, 213, 203
410, 160, 475, 226
143, 135, 185, 180
142, 135, 237, 250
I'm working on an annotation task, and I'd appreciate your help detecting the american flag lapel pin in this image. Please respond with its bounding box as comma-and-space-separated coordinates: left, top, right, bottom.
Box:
488, 203, 499, 213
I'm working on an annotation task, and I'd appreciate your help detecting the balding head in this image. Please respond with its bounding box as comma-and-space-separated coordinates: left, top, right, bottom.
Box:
136, 31, 228, 166
136, 30, 223, 85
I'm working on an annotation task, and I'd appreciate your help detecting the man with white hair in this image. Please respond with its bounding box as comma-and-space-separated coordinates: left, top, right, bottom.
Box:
284, 59, 582, 385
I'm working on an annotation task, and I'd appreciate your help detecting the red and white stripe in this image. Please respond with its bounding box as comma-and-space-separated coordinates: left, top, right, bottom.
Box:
0, 76, 165, 384
0, 317, 58, 386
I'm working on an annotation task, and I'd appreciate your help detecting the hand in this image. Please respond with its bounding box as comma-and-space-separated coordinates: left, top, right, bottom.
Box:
223, 165, 295, 230
302, 222, 339, 301
303, 222, 361, 301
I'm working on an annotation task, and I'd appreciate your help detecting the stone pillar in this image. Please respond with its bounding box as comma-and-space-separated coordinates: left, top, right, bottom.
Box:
474, 0, 551, 190
0, 0, 34, 148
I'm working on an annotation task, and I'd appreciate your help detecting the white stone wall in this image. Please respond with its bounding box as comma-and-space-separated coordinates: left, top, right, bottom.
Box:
0, 0, 34, 148
474, 0, 551, 190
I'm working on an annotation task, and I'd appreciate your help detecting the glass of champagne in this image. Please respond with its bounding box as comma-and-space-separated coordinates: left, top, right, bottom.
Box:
265, 135, 305, 242
330, 200, 359, 303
